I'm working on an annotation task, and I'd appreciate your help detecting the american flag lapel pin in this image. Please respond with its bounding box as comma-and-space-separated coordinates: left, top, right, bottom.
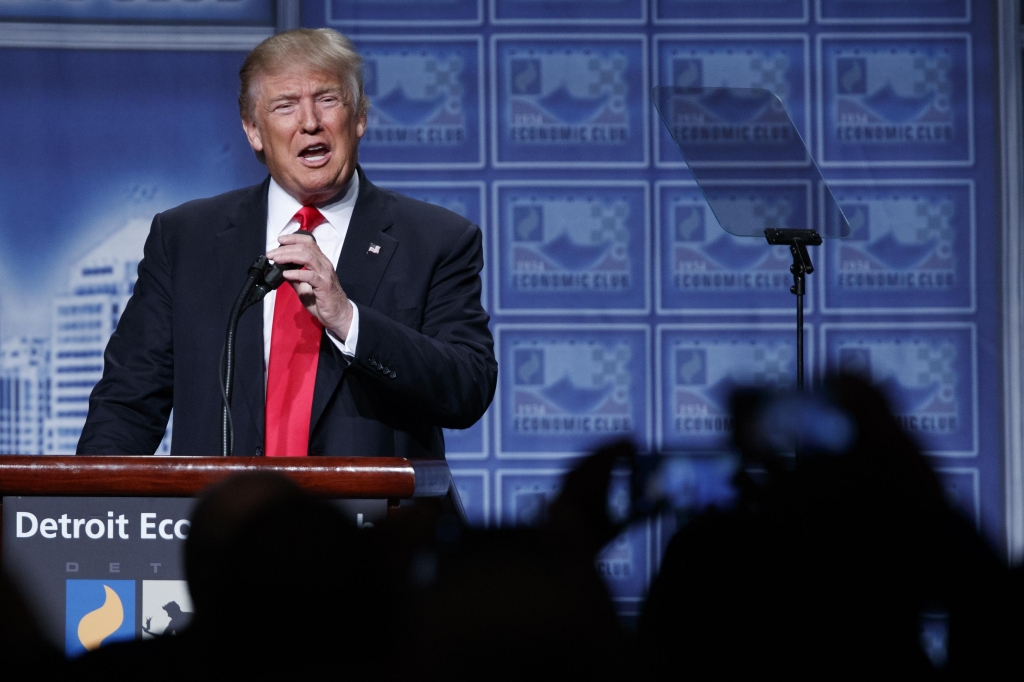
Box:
368, 243, 381, 255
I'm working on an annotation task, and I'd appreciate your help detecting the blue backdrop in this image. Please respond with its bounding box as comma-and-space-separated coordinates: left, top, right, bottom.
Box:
0, 0, 1002, 620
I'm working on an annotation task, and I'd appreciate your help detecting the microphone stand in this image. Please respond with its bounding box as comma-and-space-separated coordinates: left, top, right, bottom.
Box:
220, 256, 269, 457
219, 230, 317, 457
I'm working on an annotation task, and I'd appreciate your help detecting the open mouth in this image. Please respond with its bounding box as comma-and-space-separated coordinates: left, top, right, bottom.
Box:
299, 143, 330, 164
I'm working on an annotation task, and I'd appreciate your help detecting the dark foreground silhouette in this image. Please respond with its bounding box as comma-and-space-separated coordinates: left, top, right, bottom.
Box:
1, 374, 1017, 680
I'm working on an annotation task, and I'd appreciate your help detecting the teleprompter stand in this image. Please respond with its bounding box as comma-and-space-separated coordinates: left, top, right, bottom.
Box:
764, 228, 821, 392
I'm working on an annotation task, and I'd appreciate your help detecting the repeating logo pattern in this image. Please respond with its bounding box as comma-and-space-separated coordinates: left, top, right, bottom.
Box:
492, 35, 648, 167
657, 182, 811, 312
66, 579, 136, 657
323, 0, 481, 26
817, 0, 970, 24
497, 326, 649, 457
0, 0, 273, 23
495, 182, 648, 314
818, 35, 973, 166
356, 38, 484, 168
658, 326, 801, 451
497, 470, 650, 602
655, 0, 809, 24
654, 35, 810, 166
821, 324, 977, 456
822, 182, 975, 312
492, 0, 646, 24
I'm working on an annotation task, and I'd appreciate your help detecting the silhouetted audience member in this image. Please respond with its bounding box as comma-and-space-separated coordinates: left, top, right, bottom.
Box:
0, 568, 65, 679
640, 374, 1016, 679
400, 442, 634, 681
73, 472, 393, 680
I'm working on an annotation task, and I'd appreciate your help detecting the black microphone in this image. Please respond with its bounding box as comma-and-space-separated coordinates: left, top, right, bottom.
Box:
247, 229, 317, 308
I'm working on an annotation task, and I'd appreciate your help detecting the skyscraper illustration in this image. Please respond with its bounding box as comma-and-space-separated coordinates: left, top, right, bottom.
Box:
0, 219, 171, 455
0, 337, 49, 454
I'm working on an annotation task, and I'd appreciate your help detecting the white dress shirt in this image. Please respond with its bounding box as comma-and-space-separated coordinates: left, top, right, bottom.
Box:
263, 174, 360, 378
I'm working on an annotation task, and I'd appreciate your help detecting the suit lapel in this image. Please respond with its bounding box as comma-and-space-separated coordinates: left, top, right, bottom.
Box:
216, 178, 270, 449
310, 169, 398, 435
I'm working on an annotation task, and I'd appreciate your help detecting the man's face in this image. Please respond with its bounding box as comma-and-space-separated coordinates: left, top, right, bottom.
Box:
242, 65, 366, 205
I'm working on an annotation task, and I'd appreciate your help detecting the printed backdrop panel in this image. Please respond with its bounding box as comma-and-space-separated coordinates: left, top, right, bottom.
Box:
821, 181, 976, 313
492, 0, 647, 24
491, 34, 649, 168
817, 33, 974, 166
820, 324, 978, 457
817, 0, 970, 24
493, 181, 650, 315
656, 182, 807, 313
355, 37, 485, 169
655, 0, 808, 24
653, 34, 810, 167
0, 0, 275, 23
496, 325, 650, 457
657, 325, 806, 452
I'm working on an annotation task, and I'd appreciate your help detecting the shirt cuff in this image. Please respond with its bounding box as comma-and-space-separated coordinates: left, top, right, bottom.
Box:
326, 301, 359, 357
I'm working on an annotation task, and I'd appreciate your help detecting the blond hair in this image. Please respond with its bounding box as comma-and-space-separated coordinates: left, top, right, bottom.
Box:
238, 28, 370, 122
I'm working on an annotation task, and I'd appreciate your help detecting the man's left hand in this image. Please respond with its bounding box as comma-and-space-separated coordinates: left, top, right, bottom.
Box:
267, 233, 353, 339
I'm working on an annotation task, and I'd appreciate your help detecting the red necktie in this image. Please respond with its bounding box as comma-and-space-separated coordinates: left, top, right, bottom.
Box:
265, 206, 326, 457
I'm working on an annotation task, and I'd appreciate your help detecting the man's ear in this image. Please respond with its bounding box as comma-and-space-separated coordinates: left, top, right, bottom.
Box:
241, 117, 263, 153
355, 111, 367, 140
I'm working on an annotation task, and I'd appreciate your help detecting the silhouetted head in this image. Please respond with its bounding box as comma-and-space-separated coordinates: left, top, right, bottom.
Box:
184, 472, 304, 621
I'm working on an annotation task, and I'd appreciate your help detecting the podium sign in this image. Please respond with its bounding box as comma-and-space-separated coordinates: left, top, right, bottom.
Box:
3, 494, 385, 655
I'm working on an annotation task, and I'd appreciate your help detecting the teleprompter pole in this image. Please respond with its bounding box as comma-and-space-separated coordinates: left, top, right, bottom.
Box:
764, 229, 821, 393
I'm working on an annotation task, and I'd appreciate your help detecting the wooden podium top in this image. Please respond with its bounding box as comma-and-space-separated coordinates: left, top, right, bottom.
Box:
0, 456, 454, 500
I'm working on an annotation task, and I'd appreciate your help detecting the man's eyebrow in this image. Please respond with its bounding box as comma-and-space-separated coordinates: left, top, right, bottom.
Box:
267, 92, 300, 104
313, 85, 345, 97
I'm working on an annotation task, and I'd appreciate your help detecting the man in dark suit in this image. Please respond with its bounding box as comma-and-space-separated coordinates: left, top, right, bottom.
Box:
77, 28, 496, 458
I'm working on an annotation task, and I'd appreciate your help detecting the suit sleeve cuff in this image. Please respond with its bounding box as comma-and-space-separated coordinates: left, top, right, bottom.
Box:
326, 301, 359, 357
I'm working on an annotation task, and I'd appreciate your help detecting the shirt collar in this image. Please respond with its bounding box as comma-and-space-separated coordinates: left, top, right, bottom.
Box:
266, 173, 360, 241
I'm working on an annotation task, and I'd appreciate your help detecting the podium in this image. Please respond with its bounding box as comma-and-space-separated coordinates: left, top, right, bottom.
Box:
0, 455, 465, 548
0, 455, 464, 653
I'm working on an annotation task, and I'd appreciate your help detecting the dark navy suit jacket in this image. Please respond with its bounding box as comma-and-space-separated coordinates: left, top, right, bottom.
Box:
78, 169, 497, 458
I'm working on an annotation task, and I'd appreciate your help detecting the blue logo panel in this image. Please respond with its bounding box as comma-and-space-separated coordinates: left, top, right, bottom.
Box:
658, 326, 802, 452
66, 580, 136, 657
0, 0, 273, 23
497, 326, 649, 457
451, 469, 489, 526
356, 38, 484, 169
818, 0, 969, 23
492, 0, 646, 24
655, 0, 808, 24
821, 324, 977, 456
319, 0, 481, 25
935, 467, 980, 529
654, 35, 810, 167
495, 182, 648, 314
492, 35, 648, 168
818, 35, 973, 166
822, 182, 975, 313
657, 181, 811, 313
497, 469, 650, 601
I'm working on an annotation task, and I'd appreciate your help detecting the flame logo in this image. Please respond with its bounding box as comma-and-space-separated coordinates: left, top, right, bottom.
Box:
517, 351, 542, 384
77, 585, 124, 651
